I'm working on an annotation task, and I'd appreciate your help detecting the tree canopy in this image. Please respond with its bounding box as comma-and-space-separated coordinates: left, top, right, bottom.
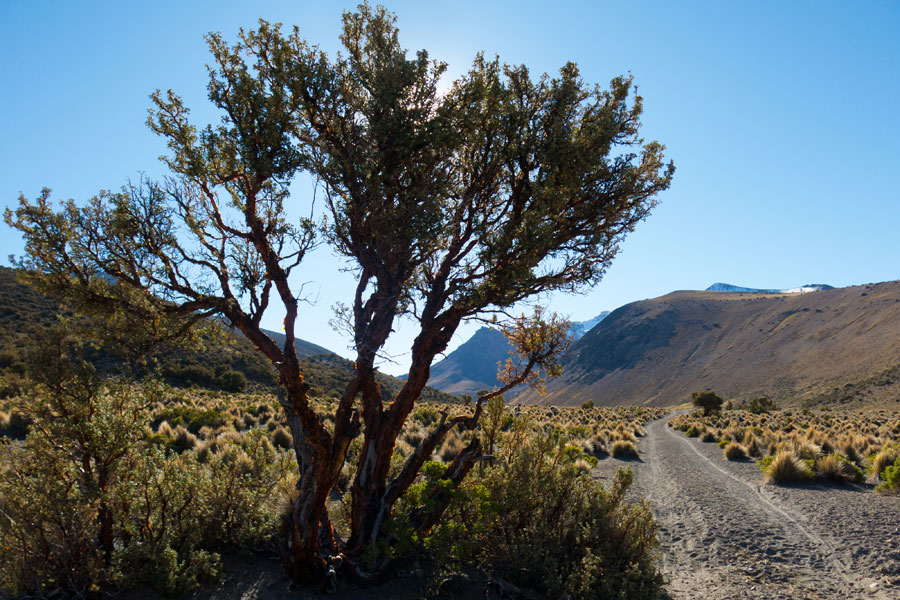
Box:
6, 2, 673, 584
692, 390, 724, 416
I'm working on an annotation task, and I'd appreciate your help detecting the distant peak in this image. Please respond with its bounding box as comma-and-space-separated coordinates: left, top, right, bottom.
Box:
706, 282, 833, 294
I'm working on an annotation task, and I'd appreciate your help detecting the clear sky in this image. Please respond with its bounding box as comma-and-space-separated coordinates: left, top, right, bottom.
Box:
2, 1, 898, 375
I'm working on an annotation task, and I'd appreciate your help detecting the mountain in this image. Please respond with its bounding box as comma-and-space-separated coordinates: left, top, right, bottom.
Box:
425, 313, 610, 396
706, 282, 834, 294
515, 282, 900, 408
0, 267, 457, 403
260, 327, 335, 358
569, 312, 610, 339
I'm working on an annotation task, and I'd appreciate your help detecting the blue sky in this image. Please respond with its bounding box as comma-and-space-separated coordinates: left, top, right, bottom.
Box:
2, 1, 898, 375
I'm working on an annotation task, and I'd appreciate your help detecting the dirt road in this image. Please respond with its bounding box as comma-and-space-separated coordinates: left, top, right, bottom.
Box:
606, 415, 900, 599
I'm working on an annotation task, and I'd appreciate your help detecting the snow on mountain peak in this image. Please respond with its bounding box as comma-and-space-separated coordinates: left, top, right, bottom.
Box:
706, 283, 833, 294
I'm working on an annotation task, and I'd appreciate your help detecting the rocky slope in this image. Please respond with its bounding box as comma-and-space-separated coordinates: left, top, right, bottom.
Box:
516, 282, 900, 407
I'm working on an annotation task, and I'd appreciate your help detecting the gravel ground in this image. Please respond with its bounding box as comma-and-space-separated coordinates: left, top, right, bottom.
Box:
595, 414, 900, 599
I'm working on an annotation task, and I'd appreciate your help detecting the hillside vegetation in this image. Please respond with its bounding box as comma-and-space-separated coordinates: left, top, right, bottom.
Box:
517, 282, 900, 408
0, 267, 456, 403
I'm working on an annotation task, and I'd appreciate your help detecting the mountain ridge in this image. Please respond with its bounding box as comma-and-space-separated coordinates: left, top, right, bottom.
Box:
706, 282, 834, 294
515, 282, 900, 408
424, 313, 610, 396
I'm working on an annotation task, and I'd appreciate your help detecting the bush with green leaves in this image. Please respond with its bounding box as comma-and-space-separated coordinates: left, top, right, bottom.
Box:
745, 395, 778, 414
407, 415, 663, 600
877, 455, 900, 493
0, 332, 290, 597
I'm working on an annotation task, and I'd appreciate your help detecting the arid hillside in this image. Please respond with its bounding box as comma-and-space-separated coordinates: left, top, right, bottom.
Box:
516, 281, 900, 407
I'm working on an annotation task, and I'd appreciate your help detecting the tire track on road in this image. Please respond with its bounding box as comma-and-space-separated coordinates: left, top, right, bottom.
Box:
630, 415, 870, 599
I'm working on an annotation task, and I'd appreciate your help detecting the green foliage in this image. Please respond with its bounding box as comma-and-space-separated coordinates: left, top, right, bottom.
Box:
420, 425, 662, 599
876, 455, 900, 493
685, 425, 700, 437
0, 341, 289, 597
691, 390, 724, 416
745, 395, 778, 414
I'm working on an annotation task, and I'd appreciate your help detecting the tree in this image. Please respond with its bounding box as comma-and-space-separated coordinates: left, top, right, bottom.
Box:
692, 390, 724, 416
6, 3, 673, 585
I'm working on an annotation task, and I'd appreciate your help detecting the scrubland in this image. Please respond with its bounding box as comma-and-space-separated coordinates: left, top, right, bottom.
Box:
0, 378, 667, 599
669, 408, 900, 491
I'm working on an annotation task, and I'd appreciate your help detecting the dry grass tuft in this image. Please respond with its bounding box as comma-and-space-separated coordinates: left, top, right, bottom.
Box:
171, 425, 197, 453
764, 451, 812, 485
156, 420, 175, 438
816, 454, 864, 484
871, 448, 899, 481
610, 439, 639, 459
700, 431, 717, 443
723, 442, 747, 461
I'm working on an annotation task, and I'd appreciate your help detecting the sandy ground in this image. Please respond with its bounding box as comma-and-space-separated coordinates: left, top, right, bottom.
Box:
594, 415, 900, 600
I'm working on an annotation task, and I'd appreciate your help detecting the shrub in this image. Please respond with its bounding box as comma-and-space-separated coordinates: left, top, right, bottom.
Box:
760, 451, 813, 485
0, 338, 289, 597
871, 448, 899, 481
877, 455, 900, 494
216, 369, 247, 393
700, 431, 717, 443
723, 442, 747, 461
422, 429, 663, 600
816, 454, 864, 484
272, 426, 293, 450
685, 426, 700, 438
610, 439, 639, 459
581, 399, 595, 410
746, 396, 778, 414
0, 440, 104, 594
